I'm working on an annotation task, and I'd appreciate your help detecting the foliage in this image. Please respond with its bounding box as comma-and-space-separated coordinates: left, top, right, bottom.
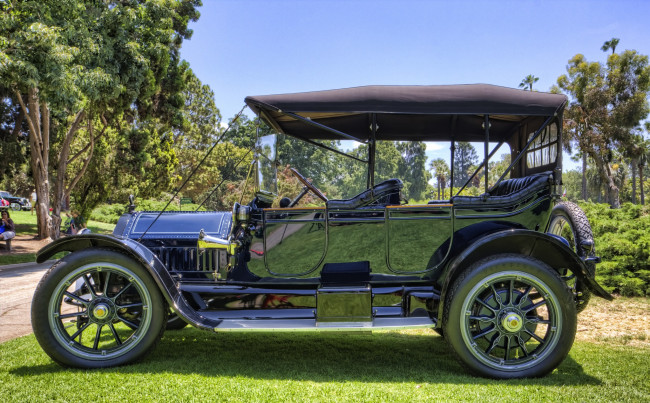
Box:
452, 142, 478, 188
277, 134, 346, 199
556, 41, 650, 208
396, 141, 430, 200
579, 201, 650, 296
91, 198, 207, 224
0, 0, 202, 238
429, 158, 449, 200
519, 74, 539, 91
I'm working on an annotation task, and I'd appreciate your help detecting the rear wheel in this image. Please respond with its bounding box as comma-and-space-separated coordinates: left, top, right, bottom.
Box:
547, 201, 595, 312
10, 202, 20, 211
444, 254, 576, 378
32, 249, 166, 368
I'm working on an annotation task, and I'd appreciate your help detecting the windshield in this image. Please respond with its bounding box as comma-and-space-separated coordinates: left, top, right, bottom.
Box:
256, 134, 277, 195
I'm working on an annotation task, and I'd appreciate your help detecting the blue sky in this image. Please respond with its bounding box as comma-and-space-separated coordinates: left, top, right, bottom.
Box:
180, 0, 650, 171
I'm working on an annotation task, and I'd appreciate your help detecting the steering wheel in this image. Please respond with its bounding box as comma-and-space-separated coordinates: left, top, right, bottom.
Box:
289, 168, 328, 202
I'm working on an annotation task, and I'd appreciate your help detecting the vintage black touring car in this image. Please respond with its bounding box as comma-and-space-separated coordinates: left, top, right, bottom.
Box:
32, 84, 611, 378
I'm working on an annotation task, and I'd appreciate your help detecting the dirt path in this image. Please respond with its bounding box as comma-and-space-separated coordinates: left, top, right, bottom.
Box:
575, 296, 649, 347
0, 263, 50, 343
0, 234, 52, 256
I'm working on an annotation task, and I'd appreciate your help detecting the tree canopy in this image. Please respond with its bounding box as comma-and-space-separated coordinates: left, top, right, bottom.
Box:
0, 0, 201, 238
556, 46, 650, 207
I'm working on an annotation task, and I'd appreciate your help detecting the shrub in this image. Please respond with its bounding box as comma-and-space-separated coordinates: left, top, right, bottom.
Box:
580, 201, 650, 296
91, 199, 207, 224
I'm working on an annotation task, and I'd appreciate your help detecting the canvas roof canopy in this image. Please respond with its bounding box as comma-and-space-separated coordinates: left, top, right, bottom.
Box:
245, 84, 567, 143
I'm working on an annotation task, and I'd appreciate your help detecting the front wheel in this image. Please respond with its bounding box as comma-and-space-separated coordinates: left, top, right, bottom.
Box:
31, 249, 167, 368
443, 254, 576, 378
10, 202, 20, 211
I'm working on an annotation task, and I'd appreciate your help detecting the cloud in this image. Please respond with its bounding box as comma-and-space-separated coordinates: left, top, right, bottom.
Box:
425, 142, 445, 151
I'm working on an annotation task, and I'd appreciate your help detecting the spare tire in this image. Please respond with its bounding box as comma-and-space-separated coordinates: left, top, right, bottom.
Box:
547, 201, 596, 313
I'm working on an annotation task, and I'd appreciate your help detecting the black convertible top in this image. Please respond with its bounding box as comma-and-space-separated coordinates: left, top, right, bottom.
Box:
245, 84, 567, 142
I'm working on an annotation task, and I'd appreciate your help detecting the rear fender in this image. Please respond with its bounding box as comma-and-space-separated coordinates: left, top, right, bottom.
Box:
436, 229, 612, 321
37, 234, 220, 330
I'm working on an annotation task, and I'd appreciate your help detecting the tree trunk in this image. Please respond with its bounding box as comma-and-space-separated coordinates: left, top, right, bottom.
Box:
581, 153, 588, 200
631, 160, 638, 204
640, 164, 646, 205
606, 176, 620, 208
592, 152, 620, 208
51, 110, 86, 239
15, 88, 52, 239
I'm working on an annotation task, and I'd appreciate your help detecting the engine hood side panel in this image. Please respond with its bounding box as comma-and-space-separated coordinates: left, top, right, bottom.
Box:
115, 211, 232, 241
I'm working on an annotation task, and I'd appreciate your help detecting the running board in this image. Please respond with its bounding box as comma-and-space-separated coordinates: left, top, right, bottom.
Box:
213, 317, 436, 332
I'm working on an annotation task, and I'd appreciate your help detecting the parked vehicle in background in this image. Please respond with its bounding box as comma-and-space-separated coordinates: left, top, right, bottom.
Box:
0, 190, 32, 211
31, 84, 611, 378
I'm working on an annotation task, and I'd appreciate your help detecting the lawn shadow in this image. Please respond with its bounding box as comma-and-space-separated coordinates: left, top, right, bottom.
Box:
11, 328, 602, 386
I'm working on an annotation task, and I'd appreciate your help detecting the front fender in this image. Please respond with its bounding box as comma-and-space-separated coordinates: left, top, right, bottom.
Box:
436, 229, 612, 321
37, 234, 220, 330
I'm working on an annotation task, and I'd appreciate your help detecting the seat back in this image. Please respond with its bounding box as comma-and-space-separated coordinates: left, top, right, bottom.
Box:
450, 172, 552, 206
327, 179, 403, 209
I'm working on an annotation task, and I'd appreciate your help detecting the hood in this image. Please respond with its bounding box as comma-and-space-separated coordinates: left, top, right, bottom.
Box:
114, 210, 232, 241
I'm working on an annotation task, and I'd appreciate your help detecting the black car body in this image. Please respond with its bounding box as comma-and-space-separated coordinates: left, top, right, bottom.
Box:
32, 84, 611, 378
0, 190, 31, 211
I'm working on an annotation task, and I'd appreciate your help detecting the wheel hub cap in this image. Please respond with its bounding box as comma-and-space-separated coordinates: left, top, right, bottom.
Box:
93, 303, 110, 320
501, 312, 523, 332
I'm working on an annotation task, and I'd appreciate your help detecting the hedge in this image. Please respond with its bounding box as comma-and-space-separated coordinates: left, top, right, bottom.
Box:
579, 202, 650, 296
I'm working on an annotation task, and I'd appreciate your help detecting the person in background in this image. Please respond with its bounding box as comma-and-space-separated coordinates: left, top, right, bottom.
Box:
66, 210, 87, 235
72, 210, 87, 233
1, 210, 16, 249
31, 189, 37, 215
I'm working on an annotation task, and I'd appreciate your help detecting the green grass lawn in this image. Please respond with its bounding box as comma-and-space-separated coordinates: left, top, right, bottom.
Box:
5, 209, 116, 235
0, 210, 115, 266
1, 329, 648, 402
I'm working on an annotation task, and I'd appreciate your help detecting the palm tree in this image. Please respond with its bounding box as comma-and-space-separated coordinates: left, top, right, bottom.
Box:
601, 38, 620, 54
519, 75, 539, 91
430, 158, 450, 199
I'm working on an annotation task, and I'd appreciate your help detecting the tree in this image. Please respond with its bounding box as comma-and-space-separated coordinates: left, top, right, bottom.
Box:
453, 142, 479, 187
601, 38, 620, 54
624, 132, 648, 203
519, 74, 539, 91
429, 158, 449, 199
0, 0, 201, 238
638, 123, 650, 205
556, 47, 650, 208
396, 141, 430, 200
0, 86, 30, 193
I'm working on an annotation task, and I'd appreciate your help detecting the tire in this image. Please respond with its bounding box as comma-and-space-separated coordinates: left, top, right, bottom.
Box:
443, 254, 577, 379
31, 249, 167, 368
10, 202, 20, 211
547, 201, 595, 312
166, 310, 188, 331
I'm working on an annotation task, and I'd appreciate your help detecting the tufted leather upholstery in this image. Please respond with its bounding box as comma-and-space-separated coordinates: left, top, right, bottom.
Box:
490, 173, 550, 196
327, 179, 403, 209
449, 171, 552, 207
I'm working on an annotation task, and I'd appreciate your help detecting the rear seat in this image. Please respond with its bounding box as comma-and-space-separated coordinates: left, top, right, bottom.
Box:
447, 171, 552, 206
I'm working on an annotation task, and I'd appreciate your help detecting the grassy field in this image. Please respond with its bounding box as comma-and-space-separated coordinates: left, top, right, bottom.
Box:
0, 210, 115, 265
0, 328, 648, 402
